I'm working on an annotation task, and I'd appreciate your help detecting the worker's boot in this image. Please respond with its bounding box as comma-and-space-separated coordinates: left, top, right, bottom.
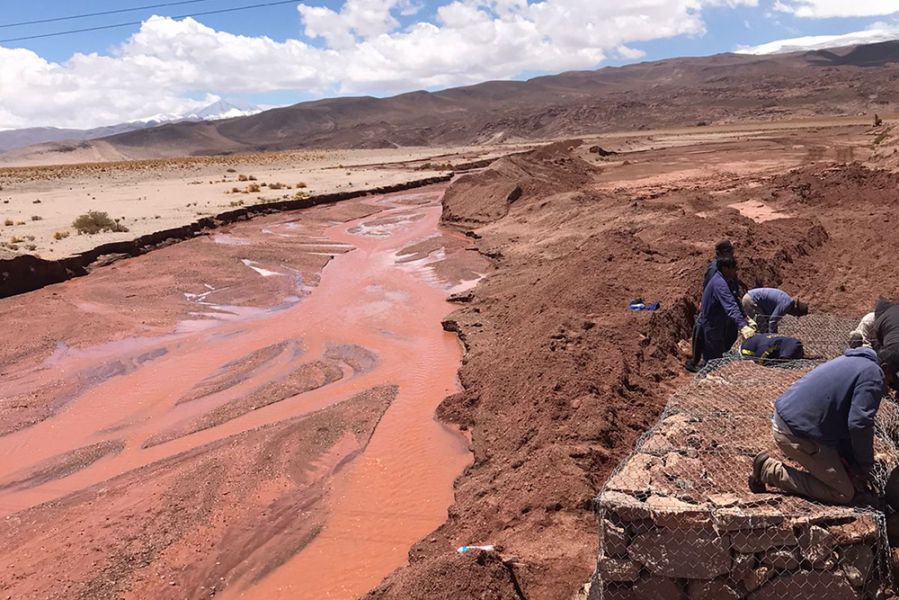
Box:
684, 359, 704, 373
749, 451, 769, 493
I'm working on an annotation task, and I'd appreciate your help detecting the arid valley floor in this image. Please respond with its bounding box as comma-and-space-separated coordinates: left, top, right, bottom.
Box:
2, 117, 899, 599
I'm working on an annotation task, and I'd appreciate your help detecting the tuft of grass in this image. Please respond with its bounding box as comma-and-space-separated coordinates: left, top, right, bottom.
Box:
72, 210, 129, 235
53, 230, 70, 240
229, 200, 244, 207
416, 162, 453, 171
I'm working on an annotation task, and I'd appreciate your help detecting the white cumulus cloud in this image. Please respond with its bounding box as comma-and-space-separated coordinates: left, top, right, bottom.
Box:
0, 0, 764, 130
773, 0, 899, 18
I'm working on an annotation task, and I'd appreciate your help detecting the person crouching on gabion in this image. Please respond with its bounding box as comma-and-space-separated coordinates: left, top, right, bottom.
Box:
741, 287, 808, 335
749, 346, 899, 504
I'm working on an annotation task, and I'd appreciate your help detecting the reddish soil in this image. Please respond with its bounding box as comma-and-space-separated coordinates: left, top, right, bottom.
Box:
367, 135, 899, 598
0, 186, 487, 599
5, 124, 899, 600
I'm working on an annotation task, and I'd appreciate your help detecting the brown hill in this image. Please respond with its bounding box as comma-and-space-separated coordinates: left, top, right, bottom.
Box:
8, 40, 899, 163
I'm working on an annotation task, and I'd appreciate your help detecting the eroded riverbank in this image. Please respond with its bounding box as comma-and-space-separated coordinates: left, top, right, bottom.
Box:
0, 185, 486, 599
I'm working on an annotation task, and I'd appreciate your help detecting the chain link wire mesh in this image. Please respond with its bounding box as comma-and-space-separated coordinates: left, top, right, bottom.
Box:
591, 314, 899, 600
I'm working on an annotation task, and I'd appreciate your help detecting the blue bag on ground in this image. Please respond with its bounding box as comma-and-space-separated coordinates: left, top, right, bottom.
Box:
740, 334, 805, 364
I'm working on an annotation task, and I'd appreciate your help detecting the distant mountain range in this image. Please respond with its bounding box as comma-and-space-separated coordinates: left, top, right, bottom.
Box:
5, 40, 899, 165
0, 99, 262, 154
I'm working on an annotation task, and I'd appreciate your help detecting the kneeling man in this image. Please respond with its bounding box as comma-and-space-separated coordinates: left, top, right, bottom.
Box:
750, 346, 899, 504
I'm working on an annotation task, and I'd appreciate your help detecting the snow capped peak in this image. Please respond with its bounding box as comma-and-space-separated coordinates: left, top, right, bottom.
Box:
134, 100, 263, 125
184, 99, 263, 121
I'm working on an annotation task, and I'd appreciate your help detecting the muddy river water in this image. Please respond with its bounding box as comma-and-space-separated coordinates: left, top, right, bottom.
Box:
0, 186, 485, 598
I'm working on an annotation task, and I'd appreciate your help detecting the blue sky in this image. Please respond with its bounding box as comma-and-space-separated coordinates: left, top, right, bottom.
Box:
4, 1, 892, 65
2, 0, 899, 129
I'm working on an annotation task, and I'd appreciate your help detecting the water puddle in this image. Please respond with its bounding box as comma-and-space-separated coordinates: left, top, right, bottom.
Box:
728, 199, 792, 223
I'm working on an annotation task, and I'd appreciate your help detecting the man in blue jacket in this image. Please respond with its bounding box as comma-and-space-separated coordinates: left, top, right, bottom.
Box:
686, 240, 744, 372
741, 287, 809, 334
696, 255, 756, 363
750, 346, 899, 504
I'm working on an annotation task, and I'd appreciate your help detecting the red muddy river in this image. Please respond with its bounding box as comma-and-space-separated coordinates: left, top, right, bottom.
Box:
0, 186, 486, 599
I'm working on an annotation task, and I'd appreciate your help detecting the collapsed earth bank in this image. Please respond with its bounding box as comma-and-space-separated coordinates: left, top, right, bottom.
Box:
367, 142, 899, 598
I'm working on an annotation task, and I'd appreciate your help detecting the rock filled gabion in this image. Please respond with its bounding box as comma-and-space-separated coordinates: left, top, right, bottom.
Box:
591, 315, 899, 600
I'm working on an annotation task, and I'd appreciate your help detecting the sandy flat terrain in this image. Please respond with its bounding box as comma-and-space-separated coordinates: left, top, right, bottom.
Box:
0, 144, 526, 258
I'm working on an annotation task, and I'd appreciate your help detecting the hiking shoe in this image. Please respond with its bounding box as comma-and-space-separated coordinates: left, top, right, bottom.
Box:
749, 452, 769, 493
684, 359, 700, 373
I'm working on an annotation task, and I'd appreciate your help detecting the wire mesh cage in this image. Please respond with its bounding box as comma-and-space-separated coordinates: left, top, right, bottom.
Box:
591, 314, 899, 600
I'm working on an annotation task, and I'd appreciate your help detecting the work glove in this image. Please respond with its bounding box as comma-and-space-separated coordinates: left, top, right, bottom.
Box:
741, 325, 756, 340
849, 331, 864, 348
747, 317, 758, 330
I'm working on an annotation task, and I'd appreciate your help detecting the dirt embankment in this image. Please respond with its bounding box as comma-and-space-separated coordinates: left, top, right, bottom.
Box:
367, 143, 899, 598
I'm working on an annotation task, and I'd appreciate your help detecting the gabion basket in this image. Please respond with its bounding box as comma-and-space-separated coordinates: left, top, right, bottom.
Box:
590, 314, 898, 600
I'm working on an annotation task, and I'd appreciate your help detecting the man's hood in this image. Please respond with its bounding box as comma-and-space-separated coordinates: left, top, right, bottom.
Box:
845, 347, 879, 362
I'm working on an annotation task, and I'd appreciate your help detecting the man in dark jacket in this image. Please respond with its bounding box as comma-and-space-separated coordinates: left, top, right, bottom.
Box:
696, 255, 755, 362
874, 298, 899, 350
685, 240, 744, 372
750, 346, 899, 504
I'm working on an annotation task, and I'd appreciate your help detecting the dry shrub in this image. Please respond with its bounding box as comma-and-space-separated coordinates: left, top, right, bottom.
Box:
268, 182, 283, 190
72, 211, 129, 235
30, 215, 42, 221
53, 230, 70, 240
3, 219, 12, 226
296, 182, 307, 188
247, 183, 261, 193
238, 174, 248, 182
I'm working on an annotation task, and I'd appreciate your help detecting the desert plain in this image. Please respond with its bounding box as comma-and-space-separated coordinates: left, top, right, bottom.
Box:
0, 144, 527, 259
